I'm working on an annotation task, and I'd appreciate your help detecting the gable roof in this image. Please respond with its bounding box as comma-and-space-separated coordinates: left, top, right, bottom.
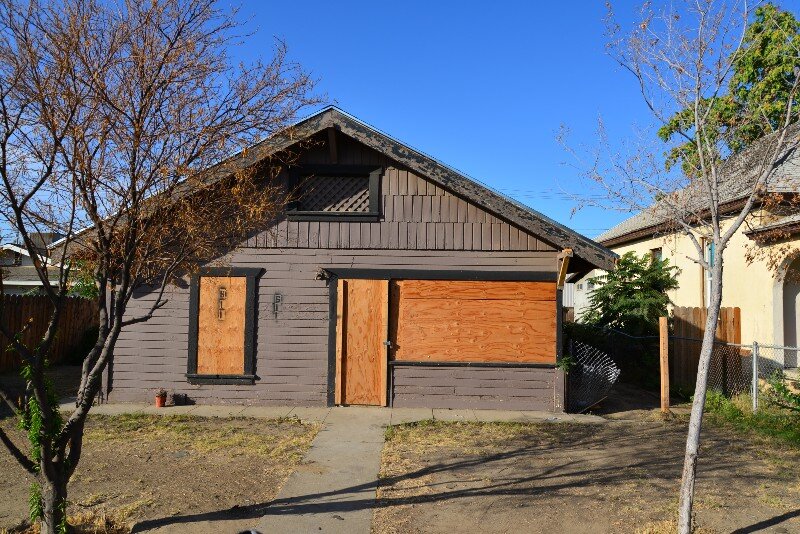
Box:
49, 106, 617, 271
597, 123, 800, 246
185, 106, 616, 271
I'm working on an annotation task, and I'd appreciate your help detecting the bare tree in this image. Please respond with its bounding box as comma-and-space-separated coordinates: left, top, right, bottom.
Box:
563, 1, 800, 531
0, 0, 319, 531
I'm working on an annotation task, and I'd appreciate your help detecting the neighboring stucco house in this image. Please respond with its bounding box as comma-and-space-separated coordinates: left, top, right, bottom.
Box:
575, 132, 800, 348
106, 107, 616, 411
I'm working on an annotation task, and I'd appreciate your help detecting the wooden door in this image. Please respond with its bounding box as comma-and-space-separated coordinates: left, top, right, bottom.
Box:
335, 279, 389, 406
197, 276, 247, 375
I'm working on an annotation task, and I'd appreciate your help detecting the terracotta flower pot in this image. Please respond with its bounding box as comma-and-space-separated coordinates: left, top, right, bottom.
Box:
155, 394, 167, 408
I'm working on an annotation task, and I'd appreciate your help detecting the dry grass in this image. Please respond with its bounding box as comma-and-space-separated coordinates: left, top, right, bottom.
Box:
85, 413, 317, 461
375, 419, 800, 534
635, 519, 717, 534
2, 509, 130, 534
1, 414, 320, 531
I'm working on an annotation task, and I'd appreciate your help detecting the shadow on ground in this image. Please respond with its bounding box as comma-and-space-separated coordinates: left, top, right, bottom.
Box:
133, 418, 800, 534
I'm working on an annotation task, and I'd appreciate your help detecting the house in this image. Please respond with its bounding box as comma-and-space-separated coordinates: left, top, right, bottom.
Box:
0, 233, 62, 295
107, 107, 616, 411
578, 130, 800, 349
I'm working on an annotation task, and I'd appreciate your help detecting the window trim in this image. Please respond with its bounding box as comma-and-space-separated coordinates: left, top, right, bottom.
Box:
186, 267, 263, 385
286, 164, 382, 222
650, 247, 663, 262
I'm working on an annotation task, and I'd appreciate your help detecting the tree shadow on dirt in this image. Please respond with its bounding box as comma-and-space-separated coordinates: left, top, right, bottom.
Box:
131, 421, 793, 532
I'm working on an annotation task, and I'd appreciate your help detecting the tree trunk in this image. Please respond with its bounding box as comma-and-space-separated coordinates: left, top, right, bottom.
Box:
40, 471, 68, 534
677, 254, 724, 533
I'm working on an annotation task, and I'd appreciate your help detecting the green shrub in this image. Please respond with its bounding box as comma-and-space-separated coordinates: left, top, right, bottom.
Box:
703, 390, 800, 445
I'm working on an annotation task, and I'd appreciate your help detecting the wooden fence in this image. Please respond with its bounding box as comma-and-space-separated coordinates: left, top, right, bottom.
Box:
0, 295, 97, 372
671, 306, 741, 390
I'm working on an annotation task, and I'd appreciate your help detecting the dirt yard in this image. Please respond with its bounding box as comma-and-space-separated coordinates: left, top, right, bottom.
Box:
373, 418, 800, 534
0, 413, 319, 532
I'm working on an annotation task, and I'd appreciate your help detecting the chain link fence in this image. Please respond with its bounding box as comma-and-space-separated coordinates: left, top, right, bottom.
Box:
566, 340, 621, 413
564, 322, 800, 413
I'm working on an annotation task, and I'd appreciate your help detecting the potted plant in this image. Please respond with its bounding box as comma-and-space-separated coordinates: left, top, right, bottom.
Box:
155, 388, 167, 408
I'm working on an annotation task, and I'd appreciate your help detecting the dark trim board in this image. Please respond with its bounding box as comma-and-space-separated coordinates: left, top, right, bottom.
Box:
186, 267, 263, 384
323, 269, 558, 282
186, 374, 256, 385
326, 277, 338, 406
389, 361, 557, 369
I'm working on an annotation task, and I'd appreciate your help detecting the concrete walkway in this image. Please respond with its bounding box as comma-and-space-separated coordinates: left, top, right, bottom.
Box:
255, 407, 389, 533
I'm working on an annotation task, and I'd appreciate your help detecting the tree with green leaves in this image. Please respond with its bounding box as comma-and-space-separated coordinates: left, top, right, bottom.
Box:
581, 252, 679, 336
564, 2, 800, 530
658, 3, 800, 177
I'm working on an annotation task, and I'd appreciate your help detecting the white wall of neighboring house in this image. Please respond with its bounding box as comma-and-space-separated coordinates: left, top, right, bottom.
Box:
605, 212, 796, 346
572, 268, 602, 322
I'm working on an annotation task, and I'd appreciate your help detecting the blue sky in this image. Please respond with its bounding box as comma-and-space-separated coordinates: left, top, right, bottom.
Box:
235, 1, 659, 238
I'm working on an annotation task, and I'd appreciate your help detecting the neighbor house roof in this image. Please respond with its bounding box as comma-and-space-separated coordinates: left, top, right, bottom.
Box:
596, 124, 800, 247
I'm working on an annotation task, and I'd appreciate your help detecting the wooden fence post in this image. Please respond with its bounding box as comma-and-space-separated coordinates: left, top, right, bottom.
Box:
660, 316, 670, 413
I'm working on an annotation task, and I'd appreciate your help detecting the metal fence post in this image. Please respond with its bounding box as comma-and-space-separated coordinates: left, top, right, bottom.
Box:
752, 341, 759, 413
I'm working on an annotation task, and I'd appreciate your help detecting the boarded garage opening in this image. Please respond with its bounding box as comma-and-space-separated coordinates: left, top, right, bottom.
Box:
389, 280, 557, 364
335, 278, 557, 407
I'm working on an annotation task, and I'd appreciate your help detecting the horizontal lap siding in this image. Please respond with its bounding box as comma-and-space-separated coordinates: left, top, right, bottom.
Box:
110, 249, 558, 406
391, 366, 556, 411
110, 134, 561, 407
244, 135, 555, 253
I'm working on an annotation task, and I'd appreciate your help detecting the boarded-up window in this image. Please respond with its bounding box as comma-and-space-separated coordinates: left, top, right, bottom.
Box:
197, 276, 246, 375
390, 280, 557, 364
187, 268, 261, 383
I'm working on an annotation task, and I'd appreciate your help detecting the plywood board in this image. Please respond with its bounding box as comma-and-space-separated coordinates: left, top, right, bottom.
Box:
391, 280, 556, 364
197, 276, 246, 375
339, 278, 388, 405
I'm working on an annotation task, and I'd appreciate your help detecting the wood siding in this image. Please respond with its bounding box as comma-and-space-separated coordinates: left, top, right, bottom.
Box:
391, 366, 556, 411
111, 250, 557, 405
244, 134, 556, 253
110, 131, 562, 408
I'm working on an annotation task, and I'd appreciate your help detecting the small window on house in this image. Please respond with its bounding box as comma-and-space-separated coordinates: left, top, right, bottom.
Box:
287, 165, 382, 221
650, 248, 663, 262
587, 281, 595, 290
577, 283, 583, 290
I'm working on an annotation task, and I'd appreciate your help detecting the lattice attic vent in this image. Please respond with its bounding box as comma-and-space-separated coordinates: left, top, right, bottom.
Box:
298, 176, 370, 213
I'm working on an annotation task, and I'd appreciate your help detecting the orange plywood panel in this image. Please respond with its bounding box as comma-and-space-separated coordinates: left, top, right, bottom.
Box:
339, 279, 388, 405
392, 281, 556, 363
197, 276, 246, 375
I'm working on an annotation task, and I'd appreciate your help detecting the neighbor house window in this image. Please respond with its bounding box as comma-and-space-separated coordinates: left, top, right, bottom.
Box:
287, 164, 382, 221
650, 247, 662, 262
187, 267, 263, 385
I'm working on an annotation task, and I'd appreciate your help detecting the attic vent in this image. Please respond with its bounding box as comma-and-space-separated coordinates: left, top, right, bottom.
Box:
300, 176, 370, 212
288, 164, 382, 221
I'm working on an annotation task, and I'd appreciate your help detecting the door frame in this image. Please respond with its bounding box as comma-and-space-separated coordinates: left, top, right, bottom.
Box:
325, 269, 559, 406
